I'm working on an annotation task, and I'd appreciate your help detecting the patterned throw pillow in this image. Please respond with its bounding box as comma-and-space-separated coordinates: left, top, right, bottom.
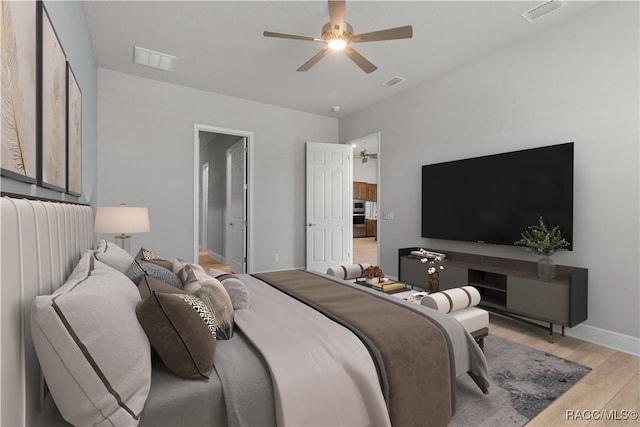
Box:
182, 265, 235, 340
172, 258, 206, 285
136, 291, 216, 379
126, 260, 183, 289
134, 247, 173, 271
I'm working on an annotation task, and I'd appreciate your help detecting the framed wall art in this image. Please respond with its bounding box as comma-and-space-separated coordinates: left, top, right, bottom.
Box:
66, 63, 81, 196
39, 2, 67, 192
1, 0, 37, 183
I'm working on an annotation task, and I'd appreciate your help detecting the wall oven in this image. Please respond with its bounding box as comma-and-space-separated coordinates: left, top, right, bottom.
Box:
353, 199, 365, 214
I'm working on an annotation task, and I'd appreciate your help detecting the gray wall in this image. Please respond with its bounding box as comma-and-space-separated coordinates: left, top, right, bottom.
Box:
0, 1, 98, 208
340, 2, 639, 340
97, 69, 338, 270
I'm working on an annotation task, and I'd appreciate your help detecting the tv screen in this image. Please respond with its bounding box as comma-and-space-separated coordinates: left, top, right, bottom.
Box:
421, 142, 573, 249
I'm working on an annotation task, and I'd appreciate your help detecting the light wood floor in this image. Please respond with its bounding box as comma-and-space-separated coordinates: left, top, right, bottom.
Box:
198, 251, 232, 273
354, 237, 378, 265
490, 315, 639, 426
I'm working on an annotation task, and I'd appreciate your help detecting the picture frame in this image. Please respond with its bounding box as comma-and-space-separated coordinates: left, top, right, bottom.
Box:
38, 2, 67, 192
66, 63, 82, 196
1, 0, 38, 183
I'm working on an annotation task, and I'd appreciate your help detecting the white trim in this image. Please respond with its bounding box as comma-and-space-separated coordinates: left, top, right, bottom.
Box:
207, 250, 226, 264
345, 132, 381, 264
193, 124, 254, 273
564, 324, 640, 356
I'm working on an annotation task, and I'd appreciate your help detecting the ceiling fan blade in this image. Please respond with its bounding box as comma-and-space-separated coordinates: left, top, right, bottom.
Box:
263, 31, 320, 42
343, 46, 377, 74
297, 48, 330, 72
328, 0, 346, 33
351, 25, 413, 43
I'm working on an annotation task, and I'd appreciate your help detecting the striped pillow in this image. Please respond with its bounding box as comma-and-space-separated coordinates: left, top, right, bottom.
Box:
31, 252, 151, 426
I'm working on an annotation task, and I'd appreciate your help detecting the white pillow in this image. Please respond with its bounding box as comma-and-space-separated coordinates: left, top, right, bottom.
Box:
31, 252, 151, 426
94, 239, 134, 273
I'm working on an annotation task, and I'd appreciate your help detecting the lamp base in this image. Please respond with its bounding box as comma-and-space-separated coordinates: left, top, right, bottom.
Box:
115, 234, 132, 253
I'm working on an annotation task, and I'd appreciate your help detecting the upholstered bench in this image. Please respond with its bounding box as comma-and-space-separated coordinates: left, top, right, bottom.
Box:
421, 286, 489, 350
326, 263, 371, 281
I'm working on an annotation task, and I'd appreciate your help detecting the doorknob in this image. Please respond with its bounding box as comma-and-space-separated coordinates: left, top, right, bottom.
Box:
308, 223, 316, 227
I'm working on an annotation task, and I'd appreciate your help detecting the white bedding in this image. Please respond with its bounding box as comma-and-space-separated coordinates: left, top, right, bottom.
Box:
235, 274, 391, 427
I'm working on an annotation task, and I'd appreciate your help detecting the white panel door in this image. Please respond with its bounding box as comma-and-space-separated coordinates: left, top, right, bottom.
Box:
306, 142, 352, 273
225, 138, 246, 273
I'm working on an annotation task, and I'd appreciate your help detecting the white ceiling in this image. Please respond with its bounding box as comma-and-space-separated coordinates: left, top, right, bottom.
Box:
83, 1, 599, 118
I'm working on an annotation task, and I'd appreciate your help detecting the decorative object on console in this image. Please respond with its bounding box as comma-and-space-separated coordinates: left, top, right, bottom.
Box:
94, 202, 150, 252
362, 265, 384, 284
420, 252, 445, 293
515, 216, 570, 279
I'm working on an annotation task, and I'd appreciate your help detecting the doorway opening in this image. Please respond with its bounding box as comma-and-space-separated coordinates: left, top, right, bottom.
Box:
349, 132, 380, 266
194, 124, 254, 273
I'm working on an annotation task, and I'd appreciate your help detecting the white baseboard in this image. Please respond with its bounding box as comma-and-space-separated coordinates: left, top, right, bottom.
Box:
207, 250, 225, 263
564, 324, 640, 356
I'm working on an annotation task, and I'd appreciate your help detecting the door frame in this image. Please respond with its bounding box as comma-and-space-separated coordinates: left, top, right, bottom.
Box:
200, 161, 209, 251
224, 138, 247, 273
193, 124, 254, 272
346, 131, 381, 264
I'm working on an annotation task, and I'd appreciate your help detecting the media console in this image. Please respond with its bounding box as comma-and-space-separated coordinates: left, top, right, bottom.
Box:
398, 247, 588, 342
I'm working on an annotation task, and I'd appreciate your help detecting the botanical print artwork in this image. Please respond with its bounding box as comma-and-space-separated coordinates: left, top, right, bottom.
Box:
1, 0, 37, 182
67, 66, 81, 195
41, 6, 66, 191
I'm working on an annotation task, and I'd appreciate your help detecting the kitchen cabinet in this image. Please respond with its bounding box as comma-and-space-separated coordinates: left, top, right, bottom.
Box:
366, 183, 377, 201
353, 181, 368, 200
365, 219, 377, 238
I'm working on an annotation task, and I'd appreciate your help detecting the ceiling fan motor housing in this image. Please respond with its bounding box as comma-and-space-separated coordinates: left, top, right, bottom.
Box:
322, 22, 353, 40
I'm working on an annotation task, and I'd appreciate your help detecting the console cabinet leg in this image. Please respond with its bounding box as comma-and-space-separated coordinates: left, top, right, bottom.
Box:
548, 323, 554, 343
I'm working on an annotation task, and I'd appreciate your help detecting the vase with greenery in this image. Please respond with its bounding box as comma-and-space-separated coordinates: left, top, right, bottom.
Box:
515, 216, 570, 279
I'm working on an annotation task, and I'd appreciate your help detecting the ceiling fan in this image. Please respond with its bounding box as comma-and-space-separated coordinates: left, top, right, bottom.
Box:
359, 149, 378, 163
263, 0, 413, 74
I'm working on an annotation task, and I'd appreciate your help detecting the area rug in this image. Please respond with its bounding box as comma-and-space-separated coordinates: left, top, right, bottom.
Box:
450, 334, 591, 427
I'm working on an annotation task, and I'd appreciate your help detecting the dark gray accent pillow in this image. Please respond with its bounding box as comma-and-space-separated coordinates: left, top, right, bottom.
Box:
126, 260, 183, 289
136, 292, 216, 379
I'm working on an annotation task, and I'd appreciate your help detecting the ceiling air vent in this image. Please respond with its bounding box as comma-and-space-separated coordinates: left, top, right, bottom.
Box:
382, 76, 406, 88
521, 0, 567, 23
133, 46, 176, 72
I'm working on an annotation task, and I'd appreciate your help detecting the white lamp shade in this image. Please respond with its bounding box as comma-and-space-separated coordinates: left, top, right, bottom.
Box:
94, 206, 150, 234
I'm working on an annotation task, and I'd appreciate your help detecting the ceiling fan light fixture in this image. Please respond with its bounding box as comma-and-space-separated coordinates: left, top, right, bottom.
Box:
328, 38, 347, 51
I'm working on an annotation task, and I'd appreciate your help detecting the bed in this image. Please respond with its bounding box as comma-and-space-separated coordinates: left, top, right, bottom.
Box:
1, 196, 489, 427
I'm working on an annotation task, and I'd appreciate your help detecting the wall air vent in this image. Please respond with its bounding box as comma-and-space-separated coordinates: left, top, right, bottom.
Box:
133, 46, 176, 72
521, 0, 567, 23
382, 76, 406, 88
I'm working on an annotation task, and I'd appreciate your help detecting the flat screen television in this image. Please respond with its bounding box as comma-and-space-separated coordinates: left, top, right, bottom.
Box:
421, 142, 573, 250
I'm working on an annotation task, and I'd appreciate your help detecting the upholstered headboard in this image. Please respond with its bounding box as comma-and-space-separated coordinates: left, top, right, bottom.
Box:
1, 196, 93, 426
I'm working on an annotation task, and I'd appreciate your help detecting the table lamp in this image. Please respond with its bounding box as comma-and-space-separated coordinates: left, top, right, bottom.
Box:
94, 203, 150, 252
